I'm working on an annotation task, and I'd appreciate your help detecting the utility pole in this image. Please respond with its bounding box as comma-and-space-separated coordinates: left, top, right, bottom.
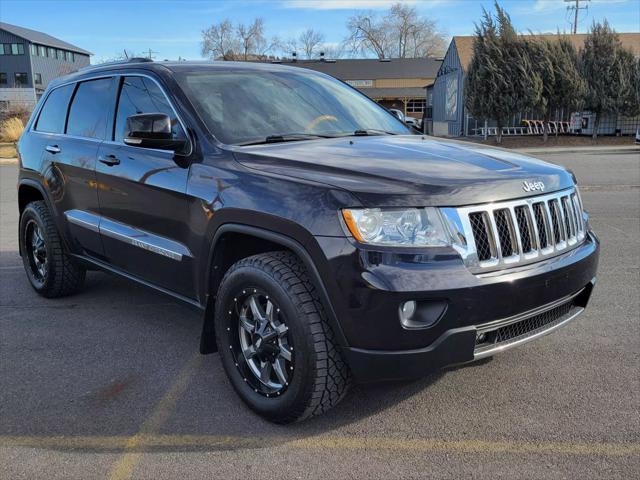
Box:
565, 0, 590, 34
143, 48, 157, 60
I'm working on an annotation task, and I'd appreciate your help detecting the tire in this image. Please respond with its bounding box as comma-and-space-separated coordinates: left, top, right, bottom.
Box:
214, 251, 351, 423
19, 201, 86, 298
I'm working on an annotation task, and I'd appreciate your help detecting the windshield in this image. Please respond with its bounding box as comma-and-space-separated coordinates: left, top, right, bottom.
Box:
175, 68, 410, 145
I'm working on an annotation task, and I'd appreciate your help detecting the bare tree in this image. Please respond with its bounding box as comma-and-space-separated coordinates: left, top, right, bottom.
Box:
346, 3, 446, 58
346, 12, 391, 58
320, 42, 345, 59
202, 18, 280, 61
237, 18, 266, 61
299, 28, 325, 59
201, 19, 238, 60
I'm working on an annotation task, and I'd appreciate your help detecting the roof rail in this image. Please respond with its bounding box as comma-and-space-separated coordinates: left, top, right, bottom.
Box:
77, 57, 153, 72
127, 57, 154, 63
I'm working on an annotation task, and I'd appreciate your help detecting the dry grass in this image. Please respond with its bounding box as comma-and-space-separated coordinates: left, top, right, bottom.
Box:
0, 143, 17, 158
0, 117, 25, 143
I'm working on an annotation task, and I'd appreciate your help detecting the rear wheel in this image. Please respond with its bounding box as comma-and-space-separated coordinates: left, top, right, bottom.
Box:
214, 251, 350, 423
19, 201, 86, 298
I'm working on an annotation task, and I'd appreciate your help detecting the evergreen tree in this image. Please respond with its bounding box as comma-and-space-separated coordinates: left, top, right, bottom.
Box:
581, 21, 622, 139
465, 3, 540, 144
534, 37, 585, 142
613, 47, 640, 118
525, 39, 554, 142
552, 38, 586, 120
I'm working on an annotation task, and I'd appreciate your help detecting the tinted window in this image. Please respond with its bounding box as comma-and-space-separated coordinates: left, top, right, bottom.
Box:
35, 84, 74, 134
67, 78, 113, 139
114, 76, 186, 143
176, 70, 408, 145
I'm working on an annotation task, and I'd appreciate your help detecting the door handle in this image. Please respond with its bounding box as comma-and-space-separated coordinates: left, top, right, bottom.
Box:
45, 145, 61, 154
98, 154, 121, 166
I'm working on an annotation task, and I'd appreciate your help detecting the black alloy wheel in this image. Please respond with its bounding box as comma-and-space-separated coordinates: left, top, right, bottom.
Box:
229, 288, 293, 397
214, 251, 351, 423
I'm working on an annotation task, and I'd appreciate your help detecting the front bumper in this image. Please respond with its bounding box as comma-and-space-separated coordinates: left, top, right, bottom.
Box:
315, 231, 599, 382
342, 282, 593, 382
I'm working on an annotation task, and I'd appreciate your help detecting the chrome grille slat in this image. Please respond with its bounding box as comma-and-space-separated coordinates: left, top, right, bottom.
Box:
532, 202, 549, 249
514, 206, 533, 253
446, 187, 587, 273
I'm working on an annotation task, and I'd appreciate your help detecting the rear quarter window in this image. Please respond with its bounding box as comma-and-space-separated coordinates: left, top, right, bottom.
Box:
35, 84, 74, 134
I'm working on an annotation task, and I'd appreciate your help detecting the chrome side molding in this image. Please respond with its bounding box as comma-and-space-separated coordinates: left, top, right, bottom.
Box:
64, 209, 192, 261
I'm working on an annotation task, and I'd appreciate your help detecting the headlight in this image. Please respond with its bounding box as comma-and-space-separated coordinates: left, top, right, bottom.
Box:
341, 207, 450, 247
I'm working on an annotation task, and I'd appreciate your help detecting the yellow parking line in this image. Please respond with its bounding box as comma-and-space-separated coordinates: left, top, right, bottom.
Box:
107, 353, 202, 480
1, 434, 638, 458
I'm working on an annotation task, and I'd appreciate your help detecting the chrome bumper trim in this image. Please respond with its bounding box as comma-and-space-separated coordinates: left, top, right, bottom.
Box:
473, 306, 584, 360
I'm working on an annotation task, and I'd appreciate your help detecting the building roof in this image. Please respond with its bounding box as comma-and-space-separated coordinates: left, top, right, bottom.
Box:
359, 87, 428, 99
279, 57, 442, 79
452, 32, 640, 72
0, 22, 92, 55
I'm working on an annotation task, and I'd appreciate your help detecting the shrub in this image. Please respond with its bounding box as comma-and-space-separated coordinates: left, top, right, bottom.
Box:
0, 117, 25, 143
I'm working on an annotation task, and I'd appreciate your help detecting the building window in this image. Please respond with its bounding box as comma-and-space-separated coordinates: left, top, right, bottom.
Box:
66, 51, 74, 62
57, 49, 64, 59
14, 73, 28, 87
30, 44, 37, 55
38, 45, 46, 57
35, 73, 42, 85
406, 99, 426, 114
445, 76, 458, 121
10, 43, 25, 55
0, 73, 7, 85
48, 47, 56, 58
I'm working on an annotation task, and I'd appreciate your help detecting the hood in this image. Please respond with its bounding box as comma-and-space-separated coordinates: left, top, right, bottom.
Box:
231, 135, 574, 207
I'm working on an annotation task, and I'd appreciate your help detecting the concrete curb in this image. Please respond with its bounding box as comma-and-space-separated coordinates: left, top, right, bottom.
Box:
0, 158, 18, 165
516, 145, 640, 155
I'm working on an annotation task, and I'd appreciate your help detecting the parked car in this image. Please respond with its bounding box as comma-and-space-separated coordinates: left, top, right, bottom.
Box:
388, 108, 404, 121
17, 60, 599, 423
636, 128, 639, 144
404, 116, 419, 128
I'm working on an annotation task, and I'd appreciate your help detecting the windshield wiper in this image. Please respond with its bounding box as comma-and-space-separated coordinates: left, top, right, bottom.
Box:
236, 133, 336, 146
354, 129, 398, 136
333, 129, 398, 137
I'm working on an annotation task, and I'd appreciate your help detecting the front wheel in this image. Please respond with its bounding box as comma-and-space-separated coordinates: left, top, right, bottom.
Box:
214, 251, 350, 423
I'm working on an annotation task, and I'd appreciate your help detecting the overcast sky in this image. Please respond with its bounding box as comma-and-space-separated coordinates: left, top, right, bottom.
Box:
1, 0, 638, 61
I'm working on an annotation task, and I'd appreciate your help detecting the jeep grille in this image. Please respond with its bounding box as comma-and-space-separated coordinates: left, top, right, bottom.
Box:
443, 188, 587, 272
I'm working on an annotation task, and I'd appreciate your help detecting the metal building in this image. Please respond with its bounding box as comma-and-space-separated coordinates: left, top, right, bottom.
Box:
430, 33, 640, 137
0, 22, 91, 112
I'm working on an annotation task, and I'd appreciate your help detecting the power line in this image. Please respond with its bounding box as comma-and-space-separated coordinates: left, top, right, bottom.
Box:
564, 0, 590, 34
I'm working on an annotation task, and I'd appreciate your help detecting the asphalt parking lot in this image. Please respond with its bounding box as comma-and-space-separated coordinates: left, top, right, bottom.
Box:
1, 148, 639, 479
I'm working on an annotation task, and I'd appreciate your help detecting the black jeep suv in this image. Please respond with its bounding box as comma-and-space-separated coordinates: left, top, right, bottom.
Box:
17, 60, 599, 423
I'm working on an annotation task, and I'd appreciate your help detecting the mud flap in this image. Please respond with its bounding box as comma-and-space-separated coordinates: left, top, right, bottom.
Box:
199, 293, 218, 354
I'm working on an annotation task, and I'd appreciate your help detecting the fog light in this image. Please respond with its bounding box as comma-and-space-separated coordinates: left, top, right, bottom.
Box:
399, 299, 447, 329
400, 301, 417, 322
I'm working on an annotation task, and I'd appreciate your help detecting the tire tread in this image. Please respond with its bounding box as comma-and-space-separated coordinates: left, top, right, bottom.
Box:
222, 251, 351, 422
22, 201, 85, 298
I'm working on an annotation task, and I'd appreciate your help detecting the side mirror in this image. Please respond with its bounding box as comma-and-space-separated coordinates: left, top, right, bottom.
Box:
124, 113, 187, 152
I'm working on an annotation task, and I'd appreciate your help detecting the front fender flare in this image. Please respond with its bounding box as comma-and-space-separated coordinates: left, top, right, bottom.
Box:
199, 223, 349, 354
